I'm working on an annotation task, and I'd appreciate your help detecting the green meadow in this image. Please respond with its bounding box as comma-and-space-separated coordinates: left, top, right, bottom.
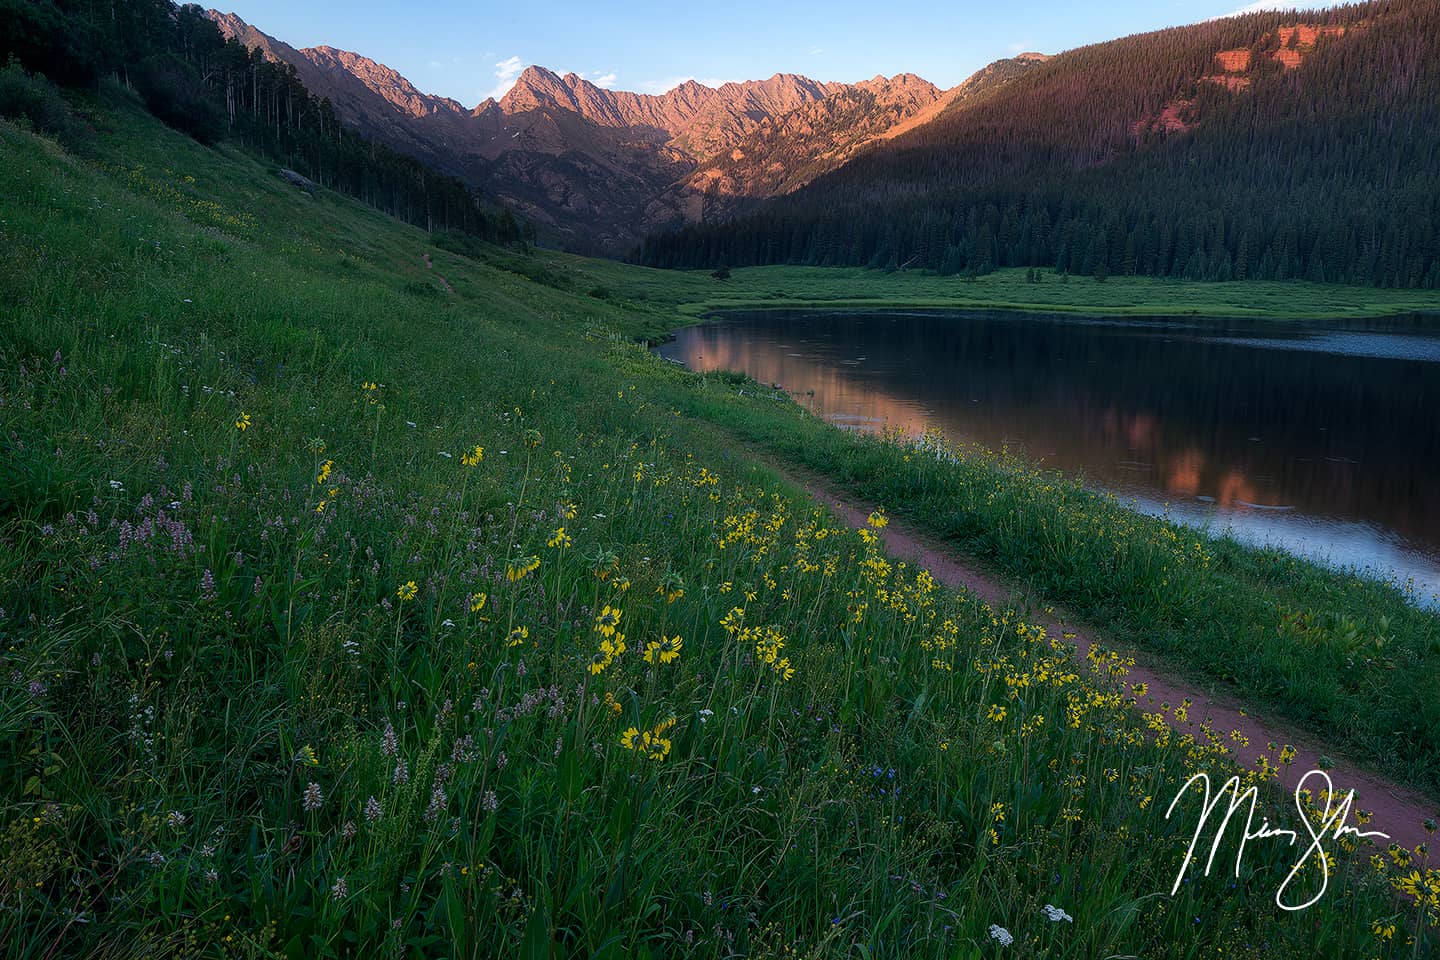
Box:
524, 254, 1440, 328
1, 93, 1437, 959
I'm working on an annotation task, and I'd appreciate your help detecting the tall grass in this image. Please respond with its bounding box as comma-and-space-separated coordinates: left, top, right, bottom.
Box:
654, 373, 1440, 798
0, 101, 1435, 958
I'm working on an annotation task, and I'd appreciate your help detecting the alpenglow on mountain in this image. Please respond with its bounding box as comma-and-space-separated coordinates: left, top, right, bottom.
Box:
641, 0, 1440, 288
206, 10, 1046, 253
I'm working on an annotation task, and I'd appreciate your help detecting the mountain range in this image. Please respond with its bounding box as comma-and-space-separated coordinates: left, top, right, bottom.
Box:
206, 10, 1045, 253
206, 2, 1440, 289
643, 0, 1440, 289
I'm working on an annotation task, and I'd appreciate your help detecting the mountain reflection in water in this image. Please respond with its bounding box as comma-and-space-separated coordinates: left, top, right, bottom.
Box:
658, 309, 1440, 605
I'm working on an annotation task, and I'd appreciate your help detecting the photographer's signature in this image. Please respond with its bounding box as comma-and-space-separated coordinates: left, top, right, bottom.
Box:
1164, 769, 1389, 910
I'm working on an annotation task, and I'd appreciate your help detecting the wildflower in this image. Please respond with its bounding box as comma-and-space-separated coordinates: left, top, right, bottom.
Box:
986, 704, 1007, 723
396, 580, 418, 602
234, 412, 251, 432
522, 429, 542, 450
166, 810, 187, 830
461, 444, 484, 467
316, 460, 333, 484
590, 549, 619, 580
657, 573, 685, 603
988, 924, 1013, 947
594, 605, 623, 637
866, 510, 888, 529
506, 556, 540, 582
424, 785, 447, 823
620, 717, 676, 761
644, 635, 683, 665
295, 745, 320, 767
469, 592, 488, 613
364, 796, 382, 823
506, 626, 529, 647
1042, 904, 1073, 923
393, 759, 409, 785
341, 820, 356, 839
331, 876, 348, 901
990, 802, 1006, 822
1372, 919, 1396, 940
547, 526, 573, 549
381, 722, 398, 757
302, 782, 324, 812
482, 790, 499, 812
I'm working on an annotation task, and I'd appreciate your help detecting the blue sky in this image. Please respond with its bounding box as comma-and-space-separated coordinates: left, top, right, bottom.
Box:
214, 0, 1341, 106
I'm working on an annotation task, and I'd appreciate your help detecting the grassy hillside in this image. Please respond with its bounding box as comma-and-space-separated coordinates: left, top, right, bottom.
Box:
1, 98, 1436, 958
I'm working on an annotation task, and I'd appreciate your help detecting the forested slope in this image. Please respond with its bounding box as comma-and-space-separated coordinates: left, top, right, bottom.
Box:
641, 0, 1440, 288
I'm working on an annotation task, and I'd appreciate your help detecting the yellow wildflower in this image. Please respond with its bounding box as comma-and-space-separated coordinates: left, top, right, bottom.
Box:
506, 556, 541, 582
643, 636, 683, 665
396, 580, 418, 602
594, 605, 622, 637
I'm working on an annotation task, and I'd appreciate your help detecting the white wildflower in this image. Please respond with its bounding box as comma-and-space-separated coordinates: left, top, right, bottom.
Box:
1042, 904, 1073, 923
989, 924, 1014, 947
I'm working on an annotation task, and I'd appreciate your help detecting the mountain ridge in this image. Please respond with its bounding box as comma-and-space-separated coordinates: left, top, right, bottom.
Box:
640, 1, 1440, 289
205, 9, 1001, 252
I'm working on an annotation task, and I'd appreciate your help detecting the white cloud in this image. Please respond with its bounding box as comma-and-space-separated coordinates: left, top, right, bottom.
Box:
1220, 0, 1338, 17
571, 69, 619, 88
483, 55, 527, 100
1007, 41, 1029, 53
809, 46, 824, 55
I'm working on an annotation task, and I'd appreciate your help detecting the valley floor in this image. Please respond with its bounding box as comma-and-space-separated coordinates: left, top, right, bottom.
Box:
2, 102, 1438, 958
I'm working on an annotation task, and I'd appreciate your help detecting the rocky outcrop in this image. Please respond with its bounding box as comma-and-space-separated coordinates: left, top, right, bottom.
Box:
1272, 24, 1350, 69
1153, 24, 1361, 138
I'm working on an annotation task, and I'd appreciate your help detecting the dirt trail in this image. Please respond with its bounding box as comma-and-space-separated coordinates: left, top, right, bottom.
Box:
422, 252, 455, 294
789, 473, 1437, 850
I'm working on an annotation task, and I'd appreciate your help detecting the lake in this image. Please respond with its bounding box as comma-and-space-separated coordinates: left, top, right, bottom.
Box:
657, 308, 1440, 605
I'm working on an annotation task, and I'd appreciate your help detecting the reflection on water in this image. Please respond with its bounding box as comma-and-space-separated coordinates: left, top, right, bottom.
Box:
658, 309, 1440, 605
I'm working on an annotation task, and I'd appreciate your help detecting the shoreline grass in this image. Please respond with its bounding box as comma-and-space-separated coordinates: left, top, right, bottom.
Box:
1, 101, 1437, 958
565, 260, 1440, 326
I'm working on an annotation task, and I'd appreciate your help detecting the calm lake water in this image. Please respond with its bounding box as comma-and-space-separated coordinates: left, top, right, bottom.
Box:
658, 309, 1440, 605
